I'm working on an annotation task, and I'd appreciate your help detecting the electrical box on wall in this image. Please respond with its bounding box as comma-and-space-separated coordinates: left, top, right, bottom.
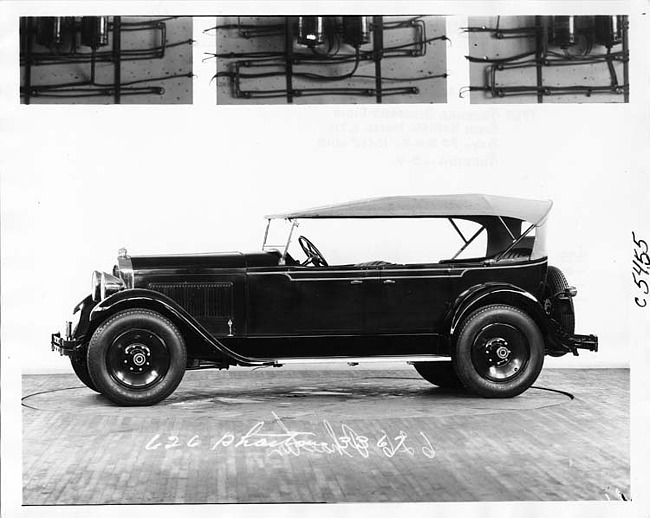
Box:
464, 15, 629, 104
20, 16, 194, 104
211, 16, 448, 104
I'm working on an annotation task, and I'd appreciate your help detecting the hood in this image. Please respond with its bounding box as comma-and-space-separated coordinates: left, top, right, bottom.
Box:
131, 252, 247, 272
129, 250, 281, 274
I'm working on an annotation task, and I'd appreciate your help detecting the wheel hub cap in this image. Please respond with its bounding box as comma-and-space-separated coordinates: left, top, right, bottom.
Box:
471, 323, 530, 382
107, 330, 169, 389
495, 343, 511, 360
124, 343, 150, 371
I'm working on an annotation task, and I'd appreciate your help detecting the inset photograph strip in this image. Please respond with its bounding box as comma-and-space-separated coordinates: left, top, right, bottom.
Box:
210, 16, 448, 104
462, 15, 629, 104
20, 16, 194, 104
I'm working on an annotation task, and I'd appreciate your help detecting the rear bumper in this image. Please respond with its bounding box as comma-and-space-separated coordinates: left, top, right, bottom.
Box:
553, 332, 598, 356
51, 331, 83, 356
566, 333, 598, 353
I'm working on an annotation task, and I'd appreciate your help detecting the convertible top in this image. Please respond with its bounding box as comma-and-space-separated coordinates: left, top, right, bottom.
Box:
267, 194, 553, 225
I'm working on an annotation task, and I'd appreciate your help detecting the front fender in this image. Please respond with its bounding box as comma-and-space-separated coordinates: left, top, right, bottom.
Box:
446, 282, 549, 339
90, 288, 191, 324
89, 289, 268, 366
72, 294, 97, 340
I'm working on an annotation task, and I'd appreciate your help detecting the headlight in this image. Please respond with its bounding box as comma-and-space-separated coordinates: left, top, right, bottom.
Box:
92, 270, 125, 302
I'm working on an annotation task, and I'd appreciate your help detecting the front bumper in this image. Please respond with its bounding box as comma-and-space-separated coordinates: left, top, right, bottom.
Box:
51, 295, 95, 356
51, 329, 83, 356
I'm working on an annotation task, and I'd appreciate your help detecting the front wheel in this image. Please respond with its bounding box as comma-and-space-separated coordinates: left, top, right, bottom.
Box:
87, 309, 187, 406
453, 304, 544, 398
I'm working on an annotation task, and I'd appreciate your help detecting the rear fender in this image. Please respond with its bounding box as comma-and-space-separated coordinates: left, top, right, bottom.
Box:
445, 283, 550, 346
89, 289, 267, 366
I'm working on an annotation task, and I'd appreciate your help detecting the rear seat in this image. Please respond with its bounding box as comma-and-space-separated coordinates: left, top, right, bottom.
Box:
354, 260, 395, 267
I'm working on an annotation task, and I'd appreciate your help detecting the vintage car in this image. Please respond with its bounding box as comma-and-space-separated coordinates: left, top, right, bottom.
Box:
52, 194, 598, 405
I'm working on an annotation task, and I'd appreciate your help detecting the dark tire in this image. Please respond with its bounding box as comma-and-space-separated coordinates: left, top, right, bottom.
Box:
87, 309, 186, 406
70, 353, 100, 392
453, 304, 544, 398
413, 361, 463, 389
544, 265, 575, 334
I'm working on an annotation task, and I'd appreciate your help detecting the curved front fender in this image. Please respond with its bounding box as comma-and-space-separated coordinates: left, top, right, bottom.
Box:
90, 288, 189, 324
89, 289, 269, 367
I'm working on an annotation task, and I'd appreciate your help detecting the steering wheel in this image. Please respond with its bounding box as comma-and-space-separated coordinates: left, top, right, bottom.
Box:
298, 235, 329, 267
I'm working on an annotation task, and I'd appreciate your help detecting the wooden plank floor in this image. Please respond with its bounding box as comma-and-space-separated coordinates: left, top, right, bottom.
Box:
22, 368, 629, 504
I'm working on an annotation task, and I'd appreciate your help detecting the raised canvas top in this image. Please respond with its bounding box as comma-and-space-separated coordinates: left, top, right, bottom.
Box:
267, 194, 553, 225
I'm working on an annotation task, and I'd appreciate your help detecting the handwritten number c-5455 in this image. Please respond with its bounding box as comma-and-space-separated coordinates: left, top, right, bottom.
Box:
632, 232, 649, 308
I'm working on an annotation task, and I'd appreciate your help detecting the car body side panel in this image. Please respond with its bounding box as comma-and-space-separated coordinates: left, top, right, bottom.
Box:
102, 253, 551, 362
374, 258, 547, 335
452, 258, 548, 302
244, 266, 384, 356
378, 265, 454, 334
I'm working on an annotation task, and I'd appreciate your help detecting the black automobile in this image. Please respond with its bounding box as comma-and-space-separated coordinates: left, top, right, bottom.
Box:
52, 194, 598, 405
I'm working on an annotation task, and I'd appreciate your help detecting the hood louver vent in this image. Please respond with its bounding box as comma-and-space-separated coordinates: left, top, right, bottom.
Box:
149, 282, 233, 319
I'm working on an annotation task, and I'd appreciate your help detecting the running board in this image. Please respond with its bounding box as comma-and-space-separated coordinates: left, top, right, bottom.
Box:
272, 355, 447, 366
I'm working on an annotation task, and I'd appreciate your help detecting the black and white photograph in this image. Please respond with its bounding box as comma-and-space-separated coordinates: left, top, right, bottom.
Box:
463, 15, 630, 104
1, 3, 649, 518
212, 16, 448, 104
20, 16, 193, 104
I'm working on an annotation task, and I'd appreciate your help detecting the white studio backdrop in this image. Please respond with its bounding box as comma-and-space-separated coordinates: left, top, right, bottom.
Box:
2, 102, 644, 373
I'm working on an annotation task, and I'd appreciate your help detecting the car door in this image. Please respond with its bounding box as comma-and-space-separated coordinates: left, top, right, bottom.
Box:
378, 263, 454, 335
245, 264, 382, 356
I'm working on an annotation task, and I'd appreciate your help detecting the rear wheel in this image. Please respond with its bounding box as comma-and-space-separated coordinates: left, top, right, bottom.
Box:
453, 304, 544, 398
70, 353, 99, 392
87, 309, 186, 406
413, 361, 463, 389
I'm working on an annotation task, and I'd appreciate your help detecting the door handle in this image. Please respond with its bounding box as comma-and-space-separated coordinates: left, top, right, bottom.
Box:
383, 279, 396, 285
350, 279, 363, 285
